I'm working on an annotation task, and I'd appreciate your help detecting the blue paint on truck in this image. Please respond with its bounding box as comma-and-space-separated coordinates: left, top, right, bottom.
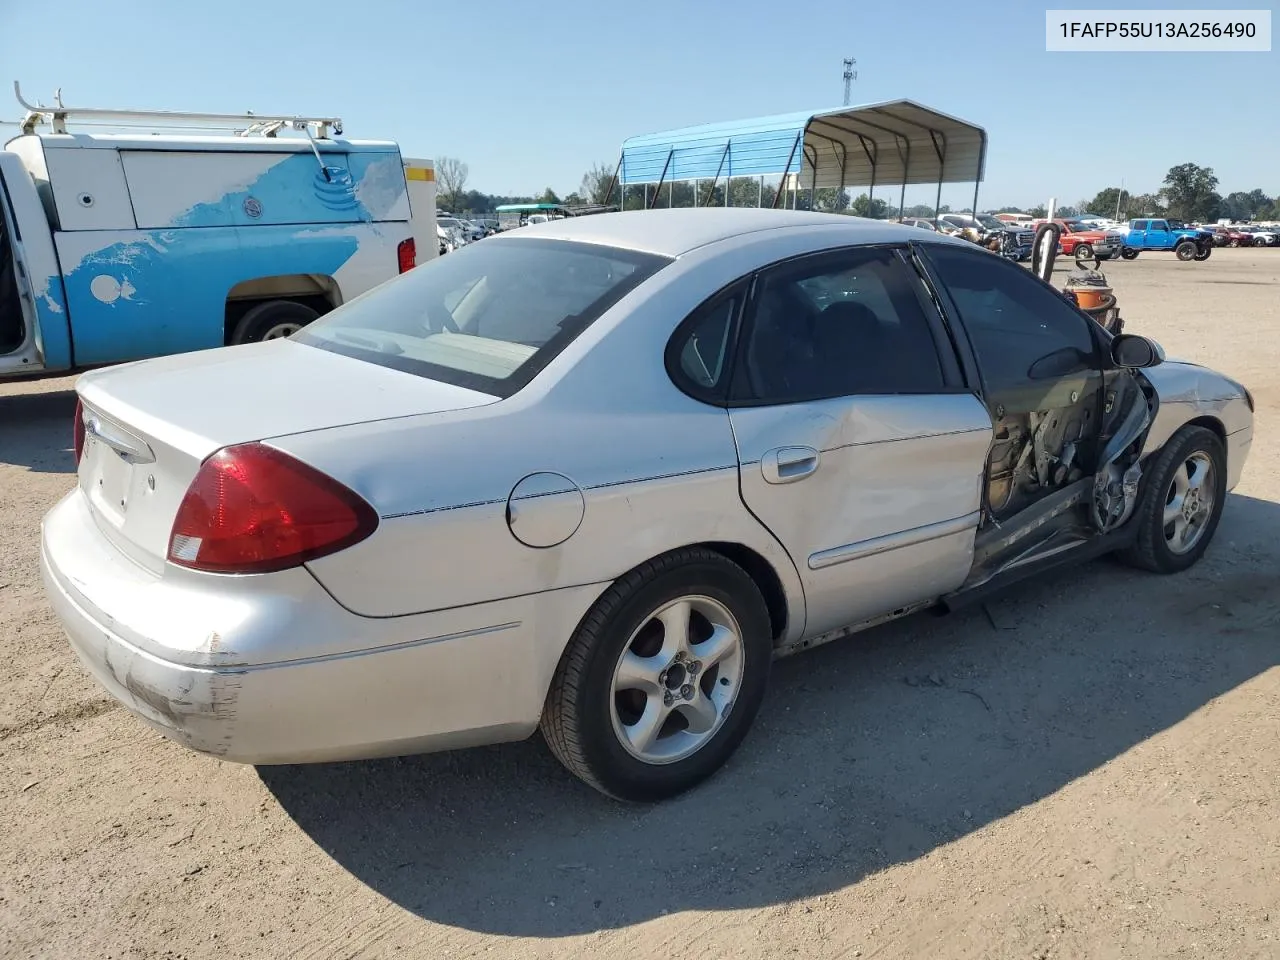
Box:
58, 226, 361, 365
1, 129, 414, 380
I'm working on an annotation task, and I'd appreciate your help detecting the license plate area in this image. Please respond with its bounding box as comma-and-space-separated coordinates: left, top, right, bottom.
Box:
81, 437, 135, 524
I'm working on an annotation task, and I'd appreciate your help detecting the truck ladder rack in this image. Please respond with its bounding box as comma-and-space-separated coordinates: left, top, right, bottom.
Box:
14, 81, 343, 139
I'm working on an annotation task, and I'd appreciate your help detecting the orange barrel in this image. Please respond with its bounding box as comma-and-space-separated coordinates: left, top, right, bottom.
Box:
1065, 283, 1113, 310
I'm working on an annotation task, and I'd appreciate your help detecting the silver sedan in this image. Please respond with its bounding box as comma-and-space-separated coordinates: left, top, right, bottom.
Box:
41, 209, 1254, 801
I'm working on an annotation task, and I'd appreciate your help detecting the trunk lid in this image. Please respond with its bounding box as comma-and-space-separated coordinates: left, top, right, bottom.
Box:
76, 338, 497, 572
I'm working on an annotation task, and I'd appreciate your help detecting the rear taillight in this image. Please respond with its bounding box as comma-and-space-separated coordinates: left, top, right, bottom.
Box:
167, 442, 378, 574
73, 399, 86, 464
397, 237, 416, 273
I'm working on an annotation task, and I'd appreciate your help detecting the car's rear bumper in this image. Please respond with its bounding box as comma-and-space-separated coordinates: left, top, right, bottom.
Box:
40, 490, 603, 764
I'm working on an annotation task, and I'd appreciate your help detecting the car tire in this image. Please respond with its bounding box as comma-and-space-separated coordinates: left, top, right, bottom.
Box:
541, 547, 773, 802
1121, 248, 1139, 260
1174, 241, 1197, 262
1194, 245, 1212, 262
231, 300, 320, 345
1116, 426, 1227, 574
1074, 242, 1094, 261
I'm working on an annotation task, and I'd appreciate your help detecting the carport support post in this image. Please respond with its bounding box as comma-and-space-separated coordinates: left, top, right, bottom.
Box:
934, 176, 943, 220
898, 140, 911, 219
972, 180, 980, 218
772, 131, 803, 209
603, 154, 622, 211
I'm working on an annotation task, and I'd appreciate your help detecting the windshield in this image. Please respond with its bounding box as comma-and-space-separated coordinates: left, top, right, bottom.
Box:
977, 216, 1004, 229
295, 238, 670, 397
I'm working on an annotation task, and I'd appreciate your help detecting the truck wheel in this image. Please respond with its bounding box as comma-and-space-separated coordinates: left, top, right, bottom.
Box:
1174, 241, 1197, 262
231, 300, 320, 344
541, 547, 773, 802
1073, 242, 1095, 261
1194, 245, 1212, 262
1121, 248, 1139, 260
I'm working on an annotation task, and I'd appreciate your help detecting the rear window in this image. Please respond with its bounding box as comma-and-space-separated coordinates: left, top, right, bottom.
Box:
296, 237, 670, 397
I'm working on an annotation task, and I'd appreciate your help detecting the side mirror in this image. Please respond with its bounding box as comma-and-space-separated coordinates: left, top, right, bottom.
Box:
1111, 333, 1165, 369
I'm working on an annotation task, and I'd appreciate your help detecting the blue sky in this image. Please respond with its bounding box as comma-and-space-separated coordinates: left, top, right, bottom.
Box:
2, 0, 1275, 210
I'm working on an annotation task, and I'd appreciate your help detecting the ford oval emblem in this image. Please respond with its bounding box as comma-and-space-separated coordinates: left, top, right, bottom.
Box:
243, 197, 263, 219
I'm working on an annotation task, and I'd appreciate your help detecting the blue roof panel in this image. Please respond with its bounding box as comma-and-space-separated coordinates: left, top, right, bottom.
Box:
619, 101, 987, 188
621, 110, 823, 184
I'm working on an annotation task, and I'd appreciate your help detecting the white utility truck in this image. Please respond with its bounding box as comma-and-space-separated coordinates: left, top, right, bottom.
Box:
1, 83, 435, 381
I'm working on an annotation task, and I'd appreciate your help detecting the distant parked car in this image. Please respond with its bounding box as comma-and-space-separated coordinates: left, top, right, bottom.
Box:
1239, 226, 1277, 247
436, 217, 471, 246
43, 210, 1253, 802
1032, 219, 1124, 261
1121, 219, 1214, 261
1209, 226, 1255, 247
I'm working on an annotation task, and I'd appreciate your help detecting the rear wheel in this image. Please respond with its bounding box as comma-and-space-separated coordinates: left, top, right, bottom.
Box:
1175, 241, 1197, 262
231, 300, 320, 344
541, 548, 773, 802
1121, 248, 1140, 260
1116, 426, 1227, 574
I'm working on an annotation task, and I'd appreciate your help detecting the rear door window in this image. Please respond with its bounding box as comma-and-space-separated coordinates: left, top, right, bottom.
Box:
731, 246, 948, 403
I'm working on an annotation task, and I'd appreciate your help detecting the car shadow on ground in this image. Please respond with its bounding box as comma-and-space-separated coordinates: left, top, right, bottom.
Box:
261, 493, 1280, 938
0, 389, 77, 474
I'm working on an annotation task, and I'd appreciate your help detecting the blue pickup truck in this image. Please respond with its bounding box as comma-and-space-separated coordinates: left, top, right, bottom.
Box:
1120, 218, 1214, 262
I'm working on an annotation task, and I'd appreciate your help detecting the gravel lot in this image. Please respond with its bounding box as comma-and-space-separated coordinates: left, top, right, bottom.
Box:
2, 248, 1277, 960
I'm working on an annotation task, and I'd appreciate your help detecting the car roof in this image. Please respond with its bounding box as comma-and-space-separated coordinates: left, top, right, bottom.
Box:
495, 208, 937, 257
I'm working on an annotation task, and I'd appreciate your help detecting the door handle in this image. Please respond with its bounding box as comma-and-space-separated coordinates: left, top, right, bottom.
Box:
761, 446, 819, 485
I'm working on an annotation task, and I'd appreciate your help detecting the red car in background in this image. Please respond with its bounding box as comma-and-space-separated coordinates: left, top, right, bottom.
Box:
1032, 219, 1124, 260
1208, 226, 1255, 247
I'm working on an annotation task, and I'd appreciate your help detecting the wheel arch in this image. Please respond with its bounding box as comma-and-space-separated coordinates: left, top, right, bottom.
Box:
698, 541, 791, 644
1184, 414, 1226, 443
570, 541, 798, 650
222, 274, 342, 345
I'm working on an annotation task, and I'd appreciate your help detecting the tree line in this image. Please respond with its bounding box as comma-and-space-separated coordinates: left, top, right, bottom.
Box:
996, 164, 1277, 223
436, 156, 1277, 224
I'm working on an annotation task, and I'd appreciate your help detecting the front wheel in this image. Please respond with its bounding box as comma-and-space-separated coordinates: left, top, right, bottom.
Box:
541, 548, 773, 802
1194, 245, 1212, 261
1175, 241, 1197, 262
1121, 247, 1140, 260
1116, 426, 1227, 574
1074, 242, 1095, 261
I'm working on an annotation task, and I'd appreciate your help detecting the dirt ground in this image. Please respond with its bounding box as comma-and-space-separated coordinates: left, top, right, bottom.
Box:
2, 248, 1277, 960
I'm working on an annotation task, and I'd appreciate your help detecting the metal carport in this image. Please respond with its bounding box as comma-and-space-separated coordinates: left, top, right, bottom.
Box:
608, 99, 987, 218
